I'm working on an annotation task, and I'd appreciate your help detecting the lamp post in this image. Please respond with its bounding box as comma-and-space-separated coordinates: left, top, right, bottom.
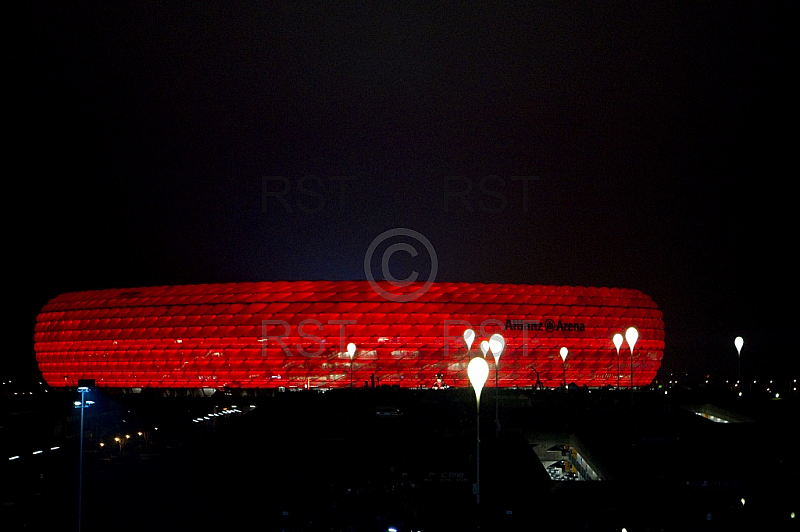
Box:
464, 329, 475, 387
75, 379, 94, 532
347, 342, 356, 388
625, 327, 638, 389
489, 333, 505, 436
78, 387, 87, 532
560, 347, 568, 388
613, 333, 623, 389
467, 356, 489, 506
734, 336, 743, 389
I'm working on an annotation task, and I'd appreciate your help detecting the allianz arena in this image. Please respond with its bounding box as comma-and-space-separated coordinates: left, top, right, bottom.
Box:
34, 280, 664, 390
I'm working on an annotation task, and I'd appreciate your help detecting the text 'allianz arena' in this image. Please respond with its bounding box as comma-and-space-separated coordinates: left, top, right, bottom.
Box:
34, 280, 665, 390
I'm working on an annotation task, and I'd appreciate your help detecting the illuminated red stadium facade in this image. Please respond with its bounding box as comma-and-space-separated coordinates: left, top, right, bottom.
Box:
34, 281, 664, 390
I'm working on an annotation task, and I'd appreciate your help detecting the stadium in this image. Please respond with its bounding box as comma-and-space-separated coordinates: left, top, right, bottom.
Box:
34, 280, 664, 390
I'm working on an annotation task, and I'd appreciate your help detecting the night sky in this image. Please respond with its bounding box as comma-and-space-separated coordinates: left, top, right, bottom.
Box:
9, 3, 793, 384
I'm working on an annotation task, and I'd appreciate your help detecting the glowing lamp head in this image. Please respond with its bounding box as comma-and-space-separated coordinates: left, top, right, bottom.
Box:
346, 343, 356, 359
489, 333, 505, 363
734, 336, 743, 356
467, 356, 490, 404
463, 329, 475, 351
480, 340, 490, 357
613, 333, 623, 352
625, 327, 638, 351
559, 347, 568, 362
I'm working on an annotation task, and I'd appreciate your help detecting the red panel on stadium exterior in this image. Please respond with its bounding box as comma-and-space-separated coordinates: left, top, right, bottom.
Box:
34, 281, 664, 389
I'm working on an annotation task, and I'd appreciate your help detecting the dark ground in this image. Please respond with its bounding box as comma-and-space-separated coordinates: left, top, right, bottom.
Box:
2, 384, 798, 531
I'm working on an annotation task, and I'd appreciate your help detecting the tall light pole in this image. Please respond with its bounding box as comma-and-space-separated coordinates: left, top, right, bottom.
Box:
489, 333, 505, 436
75, 379, 94, 532
464, 329, 475, 387
347, 342, 356, 388
625, 327, 638, 389
467, 356, 489, 506
560, 347, 569, 388
613, 333, 623, 389
734, 336, 743, 389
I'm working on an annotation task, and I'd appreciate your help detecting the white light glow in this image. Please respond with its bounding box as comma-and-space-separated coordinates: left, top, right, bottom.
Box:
734, 336, 743, 355
467, 357, 490, 405
463, 329, 475, 351
346, 342, 356, 359
560, 347, 568, 362
613, 333, 623, 352
625, 327, 638, 351
480, 340, 490, 357
489, 333, 505, 364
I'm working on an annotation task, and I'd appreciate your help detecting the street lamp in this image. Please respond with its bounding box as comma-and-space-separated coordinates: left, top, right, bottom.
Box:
489, 334, 505, 379
489, 333, 506, 434
75, 379, 94, 532
613, 333, 623, 389
625, 327, 638, 389
467, 356, 489, 506
463, 329, 475, 389
489, 333, 505, 435
347, 342, 356, 388
559, 347, 568, 388
734, 336, 743, 389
